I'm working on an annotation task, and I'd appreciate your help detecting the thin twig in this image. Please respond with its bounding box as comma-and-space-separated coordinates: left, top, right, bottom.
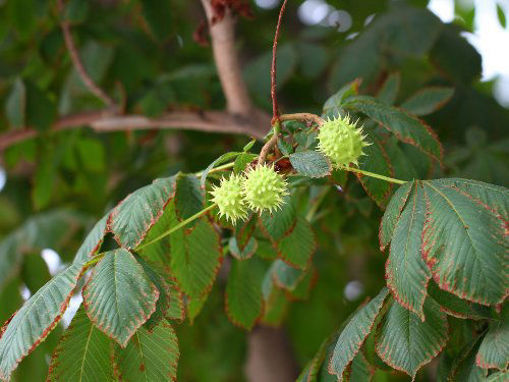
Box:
257, 121, 281, 165
342, 166, 406, 185
271, 0, 289, 123
57, 0, 116, 108
279, 113, 324, 126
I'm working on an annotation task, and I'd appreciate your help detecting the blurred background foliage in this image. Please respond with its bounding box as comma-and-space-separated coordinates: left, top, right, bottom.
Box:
0, 0, 507, 380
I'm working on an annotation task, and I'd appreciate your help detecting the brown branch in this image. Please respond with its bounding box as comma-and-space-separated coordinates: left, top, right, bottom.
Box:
0, 110, 266, 152
271, 0, 289, 123
279, 112, 324, 126
57, 0, 117, 108
200, 0, 253, 116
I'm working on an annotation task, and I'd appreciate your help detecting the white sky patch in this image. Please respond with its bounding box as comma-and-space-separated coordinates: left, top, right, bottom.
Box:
428, 0, 455, 22
41, 248, 65, 276
344, 280, 364, 301
61, 294, 83, 328
0, 166, 6, 192
255, 0, 280, 10
20, 285, 31, 301
298, 0, 333, 25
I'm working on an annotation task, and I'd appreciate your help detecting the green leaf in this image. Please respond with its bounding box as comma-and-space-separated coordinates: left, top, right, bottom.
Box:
421, 179, 508, 305
5, 78, 26, 129
0, 264, 82, 380
168, 204, 222, 298
488, 371, 509, 382
328, 288, 389, 381
356, 136, 393, 207
497, 4, 507, 28
430, 25, 482, 83
141, 0, 172, 41
200, 152, 241, 186
386, 182, 430, 320
376, 72, 400, 105
82, 249, 159, 347
400, 87, 454, 116
448, 336, 487, 381
375, 298, 448, 378
244, 44, 298, 106
64, 0, 89, 23
344, 95, 443, 161
428, 282, 492, 320
110, 176, 176, 249
137, 259, 171, 331
73, 213, 109, 266
329, 7, 441, 89
47, 308, 113, 381
114, 322, 179, 382
289, 151, 331, 178
278, 216, 316, 269
228, 236, 257, 260
25, 81, 56, 131
174, 174, 204, 220
322, 79, 360, 117
379, 181, 414, 251
225, 257, 266, 329
259, 196, 296, 241
233, 153, 257, 173
76, 138, 105, 172
476, 318, 509, 371
270, 259, 304, 291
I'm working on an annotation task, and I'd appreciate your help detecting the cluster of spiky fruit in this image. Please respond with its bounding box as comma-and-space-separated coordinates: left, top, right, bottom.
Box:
317, 114, 370, 167
210, 164, 288, 224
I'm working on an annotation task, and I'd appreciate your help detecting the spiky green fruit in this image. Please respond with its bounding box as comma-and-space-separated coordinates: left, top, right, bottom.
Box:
317, 115, 370, 167
210, 174, 248, 223
243, 164, 288, 213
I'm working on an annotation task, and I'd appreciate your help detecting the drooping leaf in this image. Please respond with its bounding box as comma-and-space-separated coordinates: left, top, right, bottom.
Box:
379, 181, 414, 251
278, 216, 316, 269
428, 282, 492, 320
270, 259, 304, 291
497, 3, 507, 28
421, 179, 508, 305
168, 204, 222, 298
289, 151, 331, 178
5, 78, 26, 129
386, 182, 430, 320
82, 249, 159, 347
375, 298, 448, 378
344, 95, 443, 161
228, 236, 257, 260
47, 308, 113, 381
400, 87, 454, 116
114, 322, 179, 382
356, 136, 393, 207
109, 177, 176, 249
328, 288, 389, 380
476, 317, 509, 371
0, 264, 82, 380
448, 335, 487, 382
225, 257, 266, 329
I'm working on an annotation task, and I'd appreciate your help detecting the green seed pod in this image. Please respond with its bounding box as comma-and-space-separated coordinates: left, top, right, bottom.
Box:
210, 174, 249, 224
243, 164, 288, 213
317, 115, 370, 167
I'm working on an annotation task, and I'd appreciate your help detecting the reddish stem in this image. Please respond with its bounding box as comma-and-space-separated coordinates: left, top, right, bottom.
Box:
271, 0, 288, 124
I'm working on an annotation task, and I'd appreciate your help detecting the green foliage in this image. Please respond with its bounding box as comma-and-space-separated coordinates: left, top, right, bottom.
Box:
0, 1, 508, 380
47, 308, 114, 382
